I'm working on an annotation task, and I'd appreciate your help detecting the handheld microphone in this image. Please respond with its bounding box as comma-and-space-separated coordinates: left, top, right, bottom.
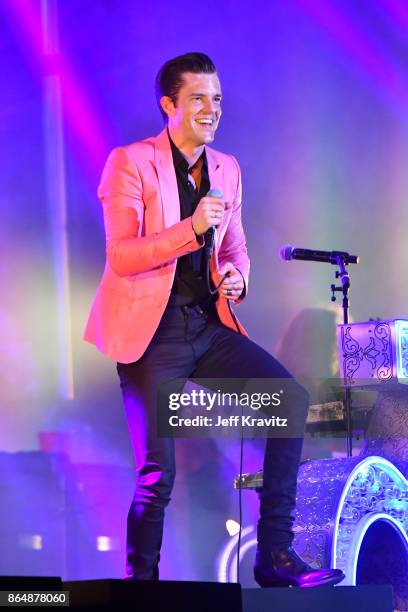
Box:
204, 188, 223, 259
279, 245, 359, 265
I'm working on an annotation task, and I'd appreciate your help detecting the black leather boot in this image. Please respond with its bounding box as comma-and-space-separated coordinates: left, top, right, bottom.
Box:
254, 546, 345, 587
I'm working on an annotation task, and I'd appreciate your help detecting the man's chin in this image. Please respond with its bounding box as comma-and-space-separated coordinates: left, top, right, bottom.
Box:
192, 128, 216, 146
200, 132, 215, 144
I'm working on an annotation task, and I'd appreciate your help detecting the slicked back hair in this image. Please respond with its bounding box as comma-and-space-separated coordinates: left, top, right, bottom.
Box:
155, 52, 217, 122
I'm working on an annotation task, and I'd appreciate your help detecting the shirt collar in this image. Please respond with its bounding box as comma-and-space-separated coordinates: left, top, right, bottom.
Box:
168, 129, 207, 173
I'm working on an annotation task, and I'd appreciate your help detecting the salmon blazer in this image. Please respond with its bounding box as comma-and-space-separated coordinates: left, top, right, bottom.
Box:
84, 128, 250, 363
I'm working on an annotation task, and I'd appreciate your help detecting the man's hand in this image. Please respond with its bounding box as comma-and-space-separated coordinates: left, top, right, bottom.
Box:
192, 196, 232, 236
217, 262, 245, 301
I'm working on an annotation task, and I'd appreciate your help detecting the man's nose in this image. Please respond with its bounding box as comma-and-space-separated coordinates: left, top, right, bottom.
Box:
203, 97, 217, 114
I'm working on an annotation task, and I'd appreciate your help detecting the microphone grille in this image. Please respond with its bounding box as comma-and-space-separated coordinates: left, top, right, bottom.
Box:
207, 188, 223, 198
279, 244, 294, 261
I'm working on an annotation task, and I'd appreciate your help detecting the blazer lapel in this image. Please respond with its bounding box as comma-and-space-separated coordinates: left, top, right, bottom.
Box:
206, 145, 223, 192
153, 131, 224, 236
206, 146, 224, 255
154, 128, 180, 228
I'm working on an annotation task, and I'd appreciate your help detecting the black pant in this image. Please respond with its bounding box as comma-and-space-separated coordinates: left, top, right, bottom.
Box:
117, 304, 309, 579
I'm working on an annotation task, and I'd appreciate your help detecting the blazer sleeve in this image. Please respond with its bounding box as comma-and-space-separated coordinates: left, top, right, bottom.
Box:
98, 146, 203, 277
217, 155, 250, 300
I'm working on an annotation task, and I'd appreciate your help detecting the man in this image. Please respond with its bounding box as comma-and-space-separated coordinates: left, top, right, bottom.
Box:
84, 52, 344, 588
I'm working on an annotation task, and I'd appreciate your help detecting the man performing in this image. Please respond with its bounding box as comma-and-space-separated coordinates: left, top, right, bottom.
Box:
84, 52, 344, 588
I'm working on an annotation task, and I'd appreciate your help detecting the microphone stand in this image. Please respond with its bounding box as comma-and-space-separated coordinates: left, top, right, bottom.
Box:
330, 255, 353, 457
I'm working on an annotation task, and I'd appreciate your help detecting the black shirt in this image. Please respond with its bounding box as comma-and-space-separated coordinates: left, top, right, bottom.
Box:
168, 135, 215, 307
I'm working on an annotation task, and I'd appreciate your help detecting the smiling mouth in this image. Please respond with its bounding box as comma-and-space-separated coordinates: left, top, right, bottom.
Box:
195, 118, 214, 127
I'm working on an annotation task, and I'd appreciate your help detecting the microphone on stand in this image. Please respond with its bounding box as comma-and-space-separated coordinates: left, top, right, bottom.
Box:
279, 244, 359, 265
204, 188, 224, 259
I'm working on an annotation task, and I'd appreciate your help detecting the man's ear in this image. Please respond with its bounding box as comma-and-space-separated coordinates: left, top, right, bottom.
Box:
160, 96, 175, 120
